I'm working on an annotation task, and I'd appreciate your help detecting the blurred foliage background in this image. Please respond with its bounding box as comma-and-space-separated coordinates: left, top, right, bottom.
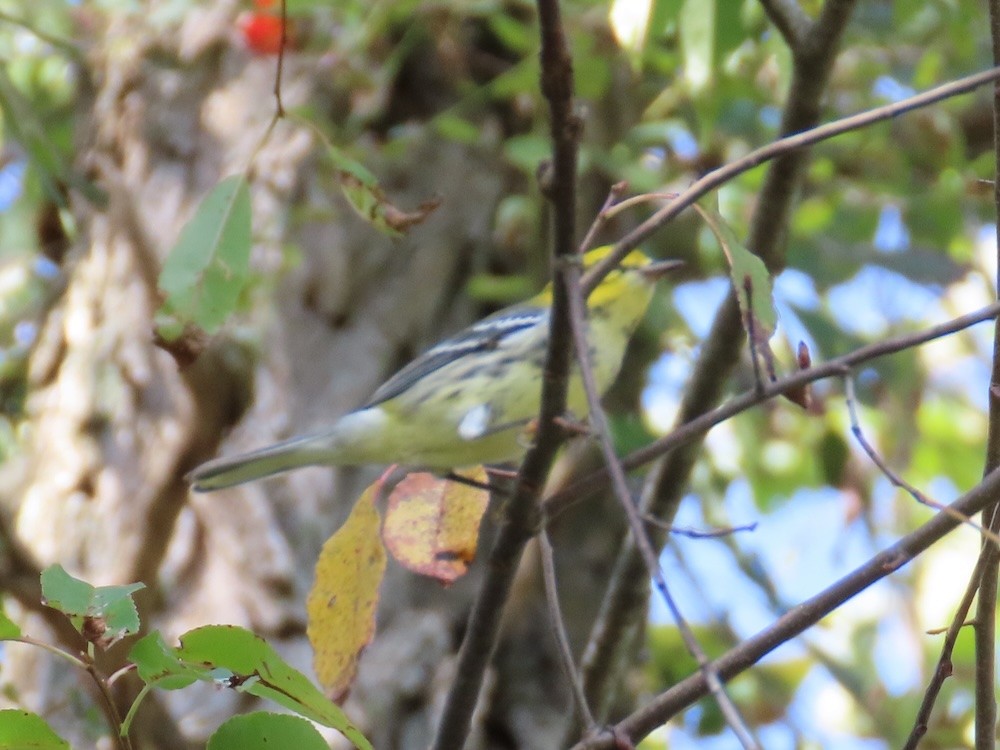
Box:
0, 0, 997, 748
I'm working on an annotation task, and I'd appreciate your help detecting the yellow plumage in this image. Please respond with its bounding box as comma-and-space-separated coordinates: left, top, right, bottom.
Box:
188, 247, 676, 491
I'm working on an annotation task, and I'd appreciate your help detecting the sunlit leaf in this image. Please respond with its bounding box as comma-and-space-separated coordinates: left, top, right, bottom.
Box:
129, 626, 372, 749
0, 604, 21, 640
0, 710, 68, 749
307, 483, 387, 703
679, 0, 714, 91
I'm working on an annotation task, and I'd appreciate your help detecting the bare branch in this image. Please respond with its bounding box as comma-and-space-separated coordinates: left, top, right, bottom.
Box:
757, 0, 812, 47
430, 0, 581, 745
578, 182, 628, 255
844, 376, 1000, 547
273, 0, 287, 116
974, 4, 1000, 746
903, 554, 989, 749
582, 65, 1000, 291
546, 302, 1000, 519
570, 466, 1000, 749
974, 525, 1000, 749
538, 527, 595, 729
562, 269, 760, 749
642, 516, 758, 539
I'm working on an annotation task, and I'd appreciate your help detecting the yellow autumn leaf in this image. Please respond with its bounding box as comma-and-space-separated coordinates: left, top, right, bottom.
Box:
306, 483, 387, 702
382, 469, 489, 585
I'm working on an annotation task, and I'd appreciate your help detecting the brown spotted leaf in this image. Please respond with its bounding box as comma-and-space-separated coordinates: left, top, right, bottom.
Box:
383, 469, 489, 585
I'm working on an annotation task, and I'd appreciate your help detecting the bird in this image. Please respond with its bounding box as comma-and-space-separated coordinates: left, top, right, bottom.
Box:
187, 246, 679, 491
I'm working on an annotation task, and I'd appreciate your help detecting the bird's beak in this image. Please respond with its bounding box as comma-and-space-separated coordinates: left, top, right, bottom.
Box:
641, 258, 684, 281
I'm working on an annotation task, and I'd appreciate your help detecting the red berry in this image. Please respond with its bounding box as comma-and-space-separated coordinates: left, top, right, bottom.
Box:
239, 12, 285, 55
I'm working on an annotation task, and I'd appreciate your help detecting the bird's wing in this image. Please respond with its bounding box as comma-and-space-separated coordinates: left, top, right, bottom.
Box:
364, 305, 547, 407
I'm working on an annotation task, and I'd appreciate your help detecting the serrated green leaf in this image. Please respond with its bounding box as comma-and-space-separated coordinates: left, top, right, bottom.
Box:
157, 175, 252, 334
40, 564, 94, 616
92, 583, 145, 635
176, 625, 373, 750
40, 565, 144, 646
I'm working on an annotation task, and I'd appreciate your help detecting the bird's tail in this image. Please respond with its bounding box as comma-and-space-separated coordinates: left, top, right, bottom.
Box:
187, 433, 335, 491
186, 409, 389, 492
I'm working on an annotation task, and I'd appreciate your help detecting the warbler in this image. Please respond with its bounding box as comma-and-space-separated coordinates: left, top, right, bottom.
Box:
188, 246, 678, 491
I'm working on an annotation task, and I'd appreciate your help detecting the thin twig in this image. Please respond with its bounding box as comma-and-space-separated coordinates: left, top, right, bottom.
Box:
570, 1, 857, 737
84, 658, 133, 750
642, 515, 758, 539
974, 516, 1000, 749
707, 524, 906, 734
581, 66, 1000, 293
902, 552, 989, 749
569, 466, 1000, 750
273, 0, 287, 116
10, 636, 133, 750
577, 182, 628, 255
562, 268, 761, 750
601, 191, 678, 222
844, 376, 1000, 547
538, 526, 596, 729
545, 301, 1000, 519
973, 7, 1000, 746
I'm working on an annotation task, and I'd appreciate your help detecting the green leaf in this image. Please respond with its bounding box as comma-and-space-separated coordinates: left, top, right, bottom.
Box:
40, 564, 144, 647
680, 0, 715, 91
323, 145, 439, 237
696, 200, 778, 378
207, 712, 329, 750
0, 68, 105, 208
175, 625, 373, 750
157, 175, 253, 335
39, 564, 92, 616
0, 710, 69, 749
503, 135, 551, 174
648, 0, 683, 38
0, 603, 21, 640
486, 14, 534, 55
432, 113, 481, 145
324, 146, 378, 188
129, 631, 205, 690
130, 627, 372, 749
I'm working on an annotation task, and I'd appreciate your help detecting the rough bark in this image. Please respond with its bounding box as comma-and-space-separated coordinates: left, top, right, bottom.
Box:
0, 4, 632, 749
